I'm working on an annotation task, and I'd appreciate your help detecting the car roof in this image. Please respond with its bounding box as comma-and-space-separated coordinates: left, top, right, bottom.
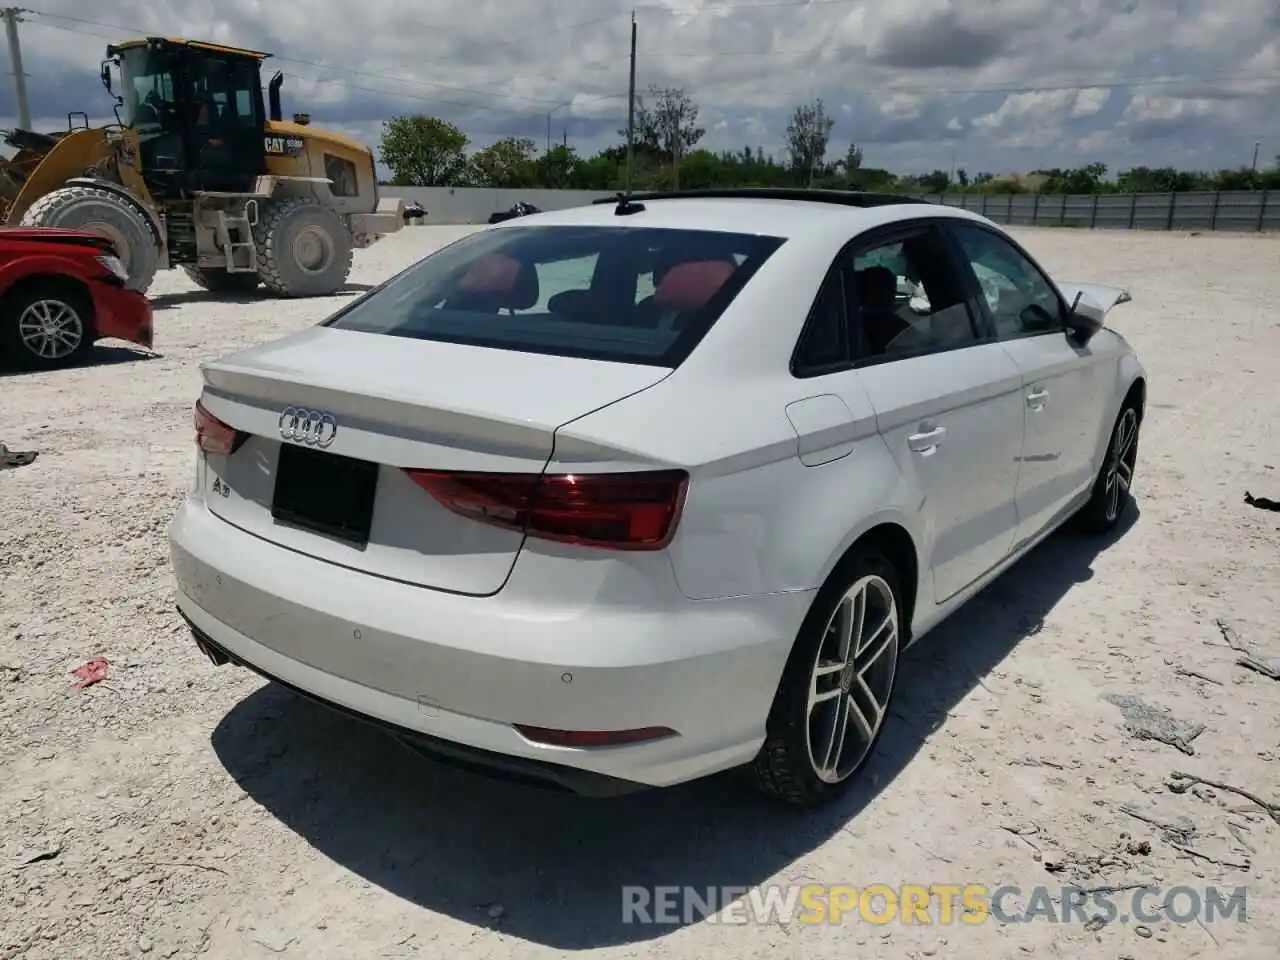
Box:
501, 192, 993, 239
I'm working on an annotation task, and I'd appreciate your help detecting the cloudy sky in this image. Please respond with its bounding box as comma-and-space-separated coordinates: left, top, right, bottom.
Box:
4, 0, 1277, 178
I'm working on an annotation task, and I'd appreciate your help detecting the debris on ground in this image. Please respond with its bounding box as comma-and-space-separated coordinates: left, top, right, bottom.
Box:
17, 840, 62, 866
1244, 491, 1280, 512
1214, 618, 1280, 680
70, 657, 109, 689
1168, 771, 1280, 824
1118, 803, 1197, 844
0, 442, 38, 469
1103, 693, 1206, 755
1237, 654, 1280, 681
1216, 618, 1251, 651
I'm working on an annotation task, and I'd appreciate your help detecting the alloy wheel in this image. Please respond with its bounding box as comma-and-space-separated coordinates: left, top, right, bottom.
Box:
1104, 408, 1138, 522
806, 574, 899, 784
17, 298, 84, 360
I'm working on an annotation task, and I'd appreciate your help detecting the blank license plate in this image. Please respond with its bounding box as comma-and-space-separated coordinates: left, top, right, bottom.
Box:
271, 443, 378, 546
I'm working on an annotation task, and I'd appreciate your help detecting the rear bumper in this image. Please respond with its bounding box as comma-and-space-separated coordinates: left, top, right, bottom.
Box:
90, 280, 152, 349
168, 495, 810, 790
182, 612, 645, 797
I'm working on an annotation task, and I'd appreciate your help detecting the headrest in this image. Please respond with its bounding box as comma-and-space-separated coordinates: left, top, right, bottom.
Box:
857, 266, 898, 309
547, 289, 595, 317
653, 260, 735, 311
454, 253, 539, 310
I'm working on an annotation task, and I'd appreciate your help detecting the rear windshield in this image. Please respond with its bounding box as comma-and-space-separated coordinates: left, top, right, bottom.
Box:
325, 224, 786, 367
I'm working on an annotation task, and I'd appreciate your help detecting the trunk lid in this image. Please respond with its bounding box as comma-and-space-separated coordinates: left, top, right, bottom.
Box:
197, 327, 669, 595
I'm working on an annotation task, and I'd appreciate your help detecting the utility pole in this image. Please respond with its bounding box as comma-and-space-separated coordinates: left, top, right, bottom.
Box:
2, 7, 31, 131
1251, 140, 1261, 173
625, 10, 637, 192
546, 113, 551, 155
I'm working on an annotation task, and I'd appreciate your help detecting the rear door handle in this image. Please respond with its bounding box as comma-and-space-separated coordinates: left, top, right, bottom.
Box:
907, 425, 946, 454
1026, 388, 1050, 409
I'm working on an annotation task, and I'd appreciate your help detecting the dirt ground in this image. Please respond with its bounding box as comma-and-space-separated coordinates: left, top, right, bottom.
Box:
1, 225, 1277, 960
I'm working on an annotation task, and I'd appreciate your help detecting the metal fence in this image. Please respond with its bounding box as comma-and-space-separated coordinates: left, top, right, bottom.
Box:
383, 186, 1280, 231
925, 190, 1279, 232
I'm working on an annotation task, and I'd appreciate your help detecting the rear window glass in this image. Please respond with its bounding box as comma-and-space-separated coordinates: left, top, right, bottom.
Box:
325, 225, 786, 367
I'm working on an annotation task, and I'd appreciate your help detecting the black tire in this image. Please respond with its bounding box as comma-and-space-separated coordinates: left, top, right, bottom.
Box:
0, 278, 95, 371
181, 265, 261, 295
21, 186, 161, 293
751, 548, 904, 807
1076, 401, 1141, 534
253, 198, 353, 297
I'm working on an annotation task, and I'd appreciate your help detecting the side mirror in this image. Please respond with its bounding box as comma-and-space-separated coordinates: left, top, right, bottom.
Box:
99, 60, 113, 95
1064, 290, 1104, 343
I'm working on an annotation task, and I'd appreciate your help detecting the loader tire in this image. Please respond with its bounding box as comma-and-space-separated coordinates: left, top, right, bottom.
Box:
21, 186, 161, 293
253, 198, 353, 298
181, 265, 261, 295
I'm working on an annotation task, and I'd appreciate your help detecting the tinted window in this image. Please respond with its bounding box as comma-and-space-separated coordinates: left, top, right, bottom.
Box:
189, 56, 259, 128
327, 226, 785, 367
119, 46, 179, 134
845, 231, 979, 359
949, 224, 1063, 338
792, 270, 849, 375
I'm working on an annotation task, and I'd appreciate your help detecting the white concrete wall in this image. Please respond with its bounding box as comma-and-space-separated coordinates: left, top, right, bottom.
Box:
379, 187, 606, 224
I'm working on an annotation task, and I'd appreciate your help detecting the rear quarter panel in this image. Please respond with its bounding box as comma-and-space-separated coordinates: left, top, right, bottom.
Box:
552, 370, 924, 604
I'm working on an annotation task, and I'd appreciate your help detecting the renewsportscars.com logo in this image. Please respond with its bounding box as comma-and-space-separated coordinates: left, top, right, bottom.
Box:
621, 884, 1248, 926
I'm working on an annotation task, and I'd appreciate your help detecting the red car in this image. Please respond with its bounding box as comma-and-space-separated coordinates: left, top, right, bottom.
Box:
0, 226, 153, 371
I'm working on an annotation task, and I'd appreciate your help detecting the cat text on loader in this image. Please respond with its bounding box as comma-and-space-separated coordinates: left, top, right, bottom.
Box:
0, 37, 403, 297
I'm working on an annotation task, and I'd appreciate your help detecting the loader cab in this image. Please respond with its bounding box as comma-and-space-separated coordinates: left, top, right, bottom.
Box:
108, 38, 268, 196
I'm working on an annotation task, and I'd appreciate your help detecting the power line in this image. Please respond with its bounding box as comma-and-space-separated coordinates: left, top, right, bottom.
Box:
24, 12, 635, 126
24, 13, 595, 110
13, 5, 1280, 145
22, 8, 631, 99
29, 11, 1278, 109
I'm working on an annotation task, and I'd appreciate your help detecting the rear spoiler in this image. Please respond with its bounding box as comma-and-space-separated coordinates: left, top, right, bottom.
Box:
1056, 281, 1132, 316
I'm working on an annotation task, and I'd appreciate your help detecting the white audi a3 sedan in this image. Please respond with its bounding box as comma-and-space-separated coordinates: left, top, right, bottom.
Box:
169, 189, 1146, 807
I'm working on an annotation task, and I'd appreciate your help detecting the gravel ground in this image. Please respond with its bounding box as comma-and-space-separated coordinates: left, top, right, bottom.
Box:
1, 226, 1277, 960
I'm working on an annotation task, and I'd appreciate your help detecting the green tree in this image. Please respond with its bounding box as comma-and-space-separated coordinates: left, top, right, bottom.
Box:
618, 94, 662, 156
378, 115, 469, 186
841, 142, 864, 180
917, 169, 952, 193
649, 85, 705, 189
533, 145, 581, 189
785, 98, 836, 186
469, 136, 537, 188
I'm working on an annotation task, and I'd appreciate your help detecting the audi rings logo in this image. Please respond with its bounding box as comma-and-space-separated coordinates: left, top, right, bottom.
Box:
278, 406, 338, 447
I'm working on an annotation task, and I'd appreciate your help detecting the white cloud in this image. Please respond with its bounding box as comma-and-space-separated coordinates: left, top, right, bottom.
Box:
880, 93, 925, 119
1070, 87, 1111, 118
0, 0, 1275, 174
1121, 95, 1219, 124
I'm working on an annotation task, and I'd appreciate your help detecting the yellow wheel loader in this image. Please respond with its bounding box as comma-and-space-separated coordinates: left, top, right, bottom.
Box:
0, 37, 404, 297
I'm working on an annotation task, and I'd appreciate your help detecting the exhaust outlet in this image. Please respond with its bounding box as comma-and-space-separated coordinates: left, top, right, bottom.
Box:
196, 638, 232, 667
267, 71, 284, 122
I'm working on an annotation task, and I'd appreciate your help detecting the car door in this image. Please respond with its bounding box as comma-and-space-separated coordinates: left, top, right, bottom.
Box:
943, 222, 1108, 548
841, 222, 1027, 604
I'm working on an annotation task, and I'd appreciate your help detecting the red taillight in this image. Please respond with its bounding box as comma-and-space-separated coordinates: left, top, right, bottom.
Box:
514, 725, 678, 748
404, 468, 689, 550
193, 399, 241, 456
